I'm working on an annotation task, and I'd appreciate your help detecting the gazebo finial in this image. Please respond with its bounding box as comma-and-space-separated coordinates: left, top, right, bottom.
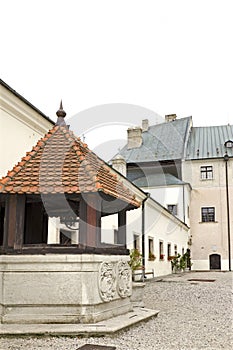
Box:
56, 100, 67, 125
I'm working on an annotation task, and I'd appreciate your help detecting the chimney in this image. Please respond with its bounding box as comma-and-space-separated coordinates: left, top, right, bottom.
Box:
142, 119, 149, 132
165, 114, 177, 122
127, 127, 142, 149
111, 155, 127, 177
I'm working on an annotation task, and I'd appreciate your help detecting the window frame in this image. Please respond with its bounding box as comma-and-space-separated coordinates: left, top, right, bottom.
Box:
159, 240, 164, 260
167, 243, 171, 259
201, 207, 215, 222
200, 165, 213, 180
133, 233, 140, 250
148, 237, 155, 260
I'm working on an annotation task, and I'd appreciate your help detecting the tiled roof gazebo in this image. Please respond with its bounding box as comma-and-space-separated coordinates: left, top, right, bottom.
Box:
0, 104, 146, 327
0, 103, 140, 254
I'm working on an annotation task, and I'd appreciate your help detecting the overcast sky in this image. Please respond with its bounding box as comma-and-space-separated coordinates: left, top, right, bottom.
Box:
1, 0, 232, 141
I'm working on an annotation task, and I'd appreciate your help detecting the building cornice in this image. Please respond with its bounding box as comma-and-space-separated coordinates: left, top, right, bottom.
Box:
147, 196, 190, 231
0, 79, 54, 125
0, 85, 54, 134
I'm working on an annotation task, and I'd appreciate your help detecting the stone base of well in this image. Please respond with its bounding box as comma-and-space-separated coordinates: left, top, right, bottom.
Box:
0, 254, 134, 325
0, 307, 159, 336
130, 282, 146, 307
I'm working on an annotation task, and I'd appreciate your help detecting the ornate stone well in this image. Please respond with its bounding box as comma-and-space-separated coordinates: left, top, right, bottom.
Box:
0, 103, 142, 325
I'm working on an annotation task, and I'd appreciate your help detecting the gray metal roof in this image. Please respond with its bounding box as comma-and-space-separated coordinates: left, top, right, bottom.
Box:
133, 173, 186, 187
117, 117, 192, 163
186, 124, 233, 160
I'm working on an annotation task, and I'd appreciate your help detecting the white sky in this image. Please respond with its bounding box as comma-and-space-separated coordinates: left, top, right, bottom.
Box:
1, 0, 233, 130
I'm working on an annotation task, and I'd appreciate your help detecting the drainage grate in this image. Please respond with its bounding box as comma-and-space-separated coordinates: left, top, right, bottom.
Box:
78, 345, 116, 350
188, 279, 215, 282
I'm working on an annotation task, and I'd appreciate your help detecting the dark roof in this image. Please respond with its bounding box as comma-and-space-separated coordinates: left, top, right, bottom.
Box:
0, 124, 140, 208
117, 117, 192, 163
0, 79, 55, 125
133, 173, 186, 187
186, 125, 233, 160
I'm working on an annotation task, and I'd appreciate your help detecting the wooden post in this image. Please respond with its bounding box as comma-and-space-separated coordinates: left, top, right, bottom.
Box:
3, 194, 26, 249
118, 210, 127, 247
79, 193, 102, 247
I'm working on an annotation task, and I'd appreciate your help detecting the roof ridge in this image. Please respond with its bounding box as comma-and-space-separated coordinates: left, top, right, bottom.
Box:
192, 124, 233, 129
148, 116, 192, 129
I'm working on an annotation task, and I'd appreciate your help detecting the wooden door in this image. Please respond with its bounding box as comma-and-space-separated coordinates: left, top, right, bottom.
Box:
209, 254, 221, 270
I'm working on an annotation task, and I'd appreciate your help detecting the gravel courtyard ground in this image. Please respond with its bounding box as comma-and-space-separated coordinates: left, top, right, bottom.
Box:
0, 271, 232, 350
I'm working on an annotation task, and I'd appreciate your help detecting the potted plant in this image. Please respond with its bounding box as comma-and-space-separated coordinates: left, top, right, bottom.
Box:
170, 252, 192, 273
160, 254, 165, 260
167, 255, 175, 261
128, 248, 142, 272
148, 252, 156, 261
170, 254, 181, 273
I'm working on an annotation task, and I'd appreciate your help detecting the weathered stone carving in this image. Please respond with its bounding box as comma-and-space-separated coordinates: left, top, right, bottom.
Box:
117, 261, 132, 298
98, 262, 116, 302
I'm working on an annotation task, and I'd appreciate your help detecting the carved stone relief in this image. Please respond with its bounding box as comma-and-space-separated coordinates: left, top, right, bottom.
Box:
98, 262, 116, 302
117, 260, 132, 298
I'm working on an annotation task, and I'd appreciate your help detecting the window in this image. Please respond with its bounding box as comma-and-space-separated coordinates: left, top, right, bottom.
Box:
201, 166, 213, 180
167, 204, 178, 216
148, 238, 155, 260
159, 241, 164, 260
133, 234, 140, 250
174, 244, 177, 256
201, 207, 215, 222
167, 243, 171, 258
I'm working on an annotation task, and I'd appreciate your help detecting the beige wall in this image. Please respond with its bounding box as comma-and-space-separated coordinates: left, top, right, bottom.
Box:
0, 84, 53, 177
183, 158, 233, 270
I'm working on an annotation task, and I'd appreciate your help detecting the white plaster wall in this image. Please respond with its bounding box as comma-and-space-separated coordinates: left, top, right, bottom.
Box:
102, 199, 189, 278
126, 207, 142, 248
143, 200, 189, 277
101, 214, 118, 244
140, 185, 190, 226
0, 85, 53, 177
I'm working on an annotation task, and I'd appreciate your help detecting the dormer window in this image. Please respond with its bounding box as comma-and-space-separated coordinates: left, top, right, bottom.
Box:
167, 204, 178, 216
224, 140, 233, 149
201, 166, 213, 180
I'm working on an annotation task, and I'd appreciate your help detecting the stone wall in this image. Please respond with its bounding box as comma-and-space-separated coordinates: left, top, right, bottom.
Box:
0, 254, 132, 324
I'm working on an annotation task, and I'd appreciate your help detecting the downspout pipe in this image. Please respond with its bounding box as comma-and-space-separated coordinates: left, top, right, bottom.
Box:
142, 192, 150, 280
224, 153, 231, 271
182, 184, 186, 224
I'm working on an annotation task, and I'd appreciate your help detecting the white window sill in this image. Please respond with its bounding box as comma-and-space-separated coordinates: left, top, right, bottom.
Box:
199, 221, 218, 224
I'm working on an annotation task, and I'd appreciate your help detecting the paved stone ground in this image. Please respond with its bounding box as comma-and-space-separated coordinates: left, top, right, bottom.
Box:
0, 271, 232, 350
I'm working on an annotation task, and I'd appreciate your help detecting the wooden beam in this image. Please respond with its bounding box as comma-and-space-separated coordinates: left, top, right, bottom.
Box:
14, 194, 26, 249
79, 193, 101, 247
3, 194, 25, 249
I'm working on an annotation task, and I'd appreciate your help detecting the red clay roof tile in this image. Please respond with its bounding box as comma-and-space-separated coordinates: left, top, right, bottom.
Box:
0, 124, 140, 207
